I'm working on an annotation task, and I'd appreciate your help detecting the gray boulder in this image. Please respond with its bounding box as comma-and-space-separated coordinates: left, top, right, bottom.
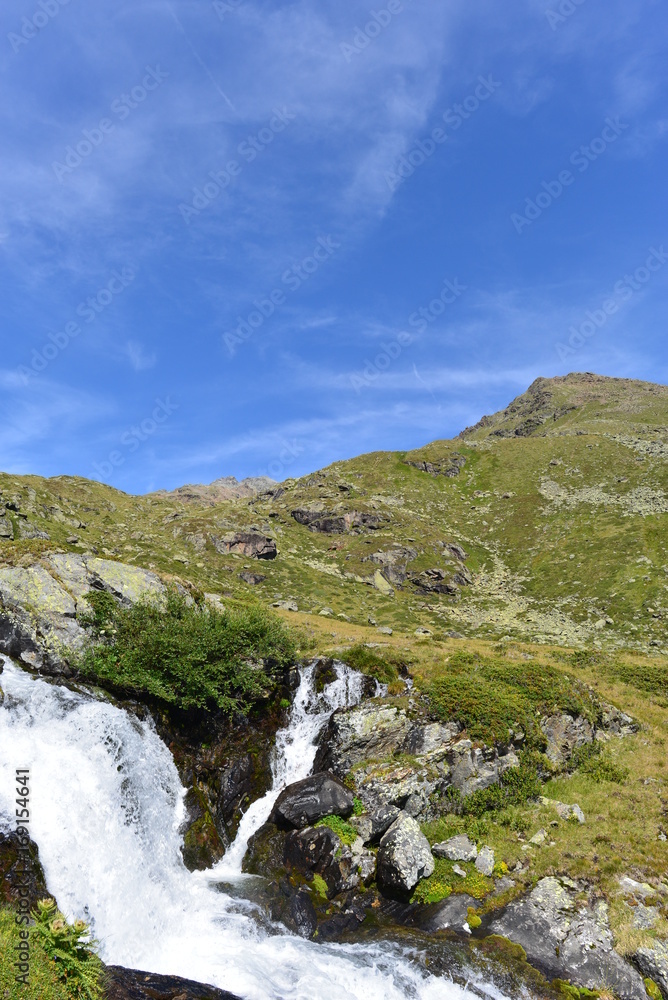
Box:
489, 877, 645, 1000
270, 772, 354, 829
432, 834, 477, 862
210, 532, 277, 560
350, 804, 400, 845
635, 942, 668, 999
541, 713, 594, 765
284, 826, 359, 897
376, 812, 434, 895
475, 846, 495, 875
413, 893, 478, 934
450, 743, 519, 797
315, 703, 412, 775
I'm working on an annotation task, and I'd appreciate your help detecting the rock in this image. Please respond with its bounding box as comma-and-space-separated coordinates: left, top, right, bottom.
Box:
555, 802, 586, 824
49, 553, 165, 608
351, 804, 400, 844
529, 829, 547, 845
17, 520, 50, 540
376, 812, 435, 895
405, 455, 466, 478
415, 627, 432, 636
0, 831, 51, 909
105, 966, 241, 1000
413, 893, 478, 934
475, 846, 495, 876
633, 904, 659, 930
432, 834, 478, 862
452, 864, 467, 878
211, 532, 277, 560
490, 877, 646, 1000
284, 826, 359, 896
363, 547, 417, 586
319, 607, 334, 617
291, 509, 384, 534
373, 571, 394, 597
450, 744, 519, 797
635, 942, 668, 1000
377, 625, 393, 634
314, 703, 412, 775
272, 600, 298, 612
619, 876, 656, 899
270, 772, 354, 829
242, 823, 287, 877
541, 713, 594, 765
286, 889, 319, 939
0, 515, 14, 540
411, 569, 458, 596
238, 571, 266, 586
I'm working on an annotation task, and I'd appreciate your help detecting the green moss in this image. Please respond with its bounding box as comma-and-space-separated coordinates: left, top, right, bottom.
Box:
310, 873, 328, 898
314, 815, 358, 846
467, 906, 482, 929
411, 858, 493, 905
352, 797, 365, 816
644, 978, 663, 1000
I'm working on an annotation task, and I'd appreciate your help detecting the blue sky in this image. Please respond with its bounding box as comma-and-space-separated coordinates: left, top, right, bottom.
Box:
1, 0, 667, 493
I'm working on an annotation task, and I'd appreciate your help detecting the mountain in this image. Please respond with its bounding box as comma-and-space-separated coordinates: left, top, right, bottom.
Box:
1, 372, 667, 653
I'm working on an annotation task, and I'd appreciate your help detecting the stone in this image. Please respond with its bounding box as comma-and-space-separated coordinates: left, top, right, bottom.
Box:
377, 625, 393, 635
377, 812, 435, 896
529, 829, 547, 845
633, 904, 659, 930
541, 713, 595, 765
450, 744, 519, 797
635, 942, 668, 1000
475, 846, 495, 876
284, 826, 359, 896
48, 553, 165, 608
211, 532, 277, 560
314, 703, 412, 775
432, 834, 478, 862
415, 627, 432, 636
490, 877, 645, 1000
373, 571, 394, 597
238, 571, 266, 586
270, 772, 354, 829
272, 600, 298, 612
0, 516, 13, 540
413, 893, 478, 934
452, 864, 467, 878
555, 802, 586, 824
105, 966, 241, 1000
291, 508, 384, 534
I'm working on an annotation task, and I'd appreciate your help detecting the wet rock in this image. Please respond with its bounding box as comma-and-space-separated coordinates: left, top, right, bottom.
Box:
635, 942, 668, 999
377, 812, 435, 896
270, 772, 354, 829
432, 834, 478, 862
489, 876, 646, 1000
211, 532, 277, 560
105, 966, 240, 1000
0, 831, 51, 909
413, 893, 478, 934
243, 822, 287, 878
284, 826, 359, 896
541, 713, 594, 765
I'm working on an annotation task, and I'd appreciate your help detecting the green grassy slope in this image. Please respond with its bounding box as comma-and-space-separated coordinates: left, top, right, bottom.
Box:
1, 372, 667, 652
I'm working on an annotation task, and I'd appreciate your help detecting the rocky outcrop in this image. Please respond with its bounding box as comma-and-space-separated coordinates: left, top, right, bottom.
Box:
540, 713, 595, 765
210, 532, 277, 560
489, 876, 646, 1000
376, 813, 434, 895
103, 967, 242, 1000
0, 555, 165, 674
270, 772, 354, 829
635, 943, 668, 1000
284, 826, 363, 897
362, 547, 417, 586
404, 454, 466, 477
291, 508, 385, 534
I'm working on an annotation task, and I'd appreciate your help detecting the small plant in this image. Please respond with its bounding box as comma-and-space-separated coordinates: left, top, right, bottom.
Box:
570, 742, 629, 783
32, 899, 103, 1000
310, 873, 328, 898
279, 698, 291, 710
467, 906, 482, 929
315, 815, 359, 846
335, 644, 404, 684
352, 797, 365, 816
644, 978, 662, 1000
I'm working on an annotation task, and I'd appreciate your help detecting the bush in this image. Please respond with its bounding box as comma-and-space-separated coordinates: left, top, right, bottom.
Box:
336, 644, 401, 685
76, 587, 296, 714
462, 752, 543, 817
570, 742, 629, 783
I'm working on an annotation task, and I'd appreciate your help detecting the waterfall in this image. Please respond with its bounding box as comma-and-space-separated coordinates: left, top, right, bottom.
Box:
214, 660, 364, 876
0, 659, 491, 1000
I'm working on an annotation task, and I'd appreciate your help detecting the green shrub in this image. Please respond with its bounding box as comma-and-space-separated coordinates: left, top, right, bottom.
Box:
420, 650, 600, 746
462, 751, 542, 817
412, 858, 492, 905
31, 899, 104, 1000
75, 587, 296, 715
570, 742, 629, 783
336, 644, 401, 684
352, 797, 365, 816
315, 815, 358, 846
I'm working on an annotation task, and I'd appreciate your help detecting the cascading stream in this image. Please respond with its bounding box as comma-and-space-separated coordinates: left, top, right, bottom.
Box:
0, 659, 497, 1000
213, 661, 364, 876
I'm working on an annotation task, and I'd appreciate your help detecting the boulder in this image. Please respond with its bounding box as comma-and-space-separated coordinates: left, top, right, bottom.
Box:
475, 846, 495, 876
635, 942, 668, 1000
211, 532, 277, 560
314, 703, 412, 775
105, 966, 241, 1000
541, 713, 595, 765
350, 804, 400, 844
489, 877, 646, 1000
376, 812, 435, 896
432, 834, 477, 862
284, 826, 359, 897
291, 508, 384, 534
270, 772, 354, 829
450, 743, 519, 797
412, 893, 478, 934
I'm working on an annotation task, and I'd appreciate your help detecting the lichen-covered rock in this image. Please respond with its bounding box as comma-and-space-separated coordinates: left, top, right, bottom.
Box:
489, 876, 646, 1000
210, 532, 277, 560
635, 942, 668, 1000
475, 846, 495, 875
284, 826, 359, 896
450, 742, 519, 796
376, 812, 434, 896
432, 834, 478, 862
351, 804, 401, 844
270, 772, 354, 829
541, 713, 595, 765
314, 703, 412, 775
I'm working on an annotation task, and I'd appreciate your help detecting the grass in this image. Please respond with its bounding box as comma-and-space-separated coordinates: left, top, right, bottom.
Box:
0, 905, 104, 1000
411, 858, 493, 904
314, 815, 359, 846
74, 587, 296, 714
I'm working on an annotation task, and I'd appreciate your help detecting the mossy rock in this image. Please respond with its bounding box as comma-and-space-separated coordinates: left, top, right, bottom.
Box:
243, 822, 287, 878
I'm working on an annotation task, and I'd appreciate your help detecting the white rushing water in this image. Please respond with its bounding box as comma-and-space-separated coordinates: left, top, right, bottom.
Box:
0, 659, 493, 1000
214, 661, 364, 876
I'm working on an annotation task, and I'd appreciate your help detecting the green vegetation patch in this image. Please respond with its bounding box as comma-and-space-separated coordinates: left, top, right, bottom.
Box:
315, 815, 359, 846
418, 650, 600, 746
336, 643, 401, 685
75, 587, 296, 714
411, 858, 493, 905
569, 742, 629, 783
310, 873, 328, 898
0, 903, 103, 1000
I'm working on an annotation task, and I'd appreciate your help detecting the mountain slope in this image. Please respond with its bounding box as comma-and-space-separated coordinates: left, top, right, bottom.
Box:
1, 372, 667, 652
